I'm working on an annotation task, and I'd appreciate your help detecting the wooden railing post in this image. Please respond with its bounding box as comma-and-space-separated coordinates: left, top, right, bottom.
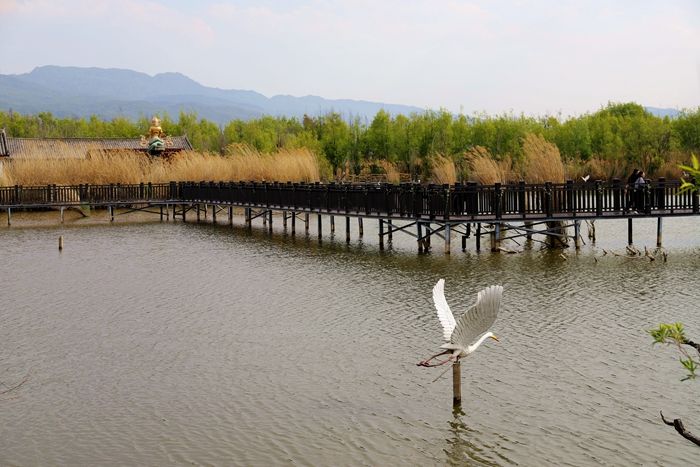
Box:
494, 183, 502, 219
544, 182, 553, 218
657, 177, 666, 211
612, 178, 621, 212
595, 180, 603, 216
518, 180, 526, 217
443, 184, 451, 220
566, 179, 574, 213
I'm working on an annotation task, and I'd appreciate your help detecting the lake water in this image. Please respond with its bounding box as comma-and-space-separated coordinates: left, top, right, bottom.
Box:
2, 210, 700, 466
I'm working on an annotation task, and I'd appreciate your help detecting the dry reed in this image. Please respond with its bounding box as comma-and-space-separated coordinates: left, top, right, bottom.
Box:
465, 146, 513, 184
521, 133, 565, 183
430, 155, 457, 185
0, 147, 324, 186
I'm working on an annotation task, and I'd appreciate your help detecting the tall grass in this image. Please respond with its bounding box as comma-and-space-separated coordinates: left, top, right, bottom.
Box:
0, 147, 325, 186
465, 146, 513, 184
430, 155, 457, 185
521, 133, 565, 183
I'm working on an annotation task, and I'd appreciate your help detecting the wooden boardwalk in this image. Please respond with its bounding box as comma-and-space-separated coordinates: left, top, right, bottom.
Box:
1, 179, 697, 252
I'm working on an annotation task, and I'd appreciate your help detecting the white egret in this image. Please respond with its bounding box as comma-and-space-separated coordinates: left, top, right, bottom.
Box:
418, 280, 502, 367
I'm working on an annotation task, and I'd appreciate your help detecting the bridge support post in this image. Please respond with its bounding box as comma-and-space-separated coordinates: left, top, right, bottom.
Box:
6, 208, 10, 226
182, 205, 186, 223
110, 206, 115, 222
245, 208, 251, 228
60, 207, 64, 223
204, 204, 208, 220
330, 215, 335, 234
346, 216, 351, 243
291, 211, 296, 235
305, 213, 309, 233
476, 223, 481, 251
379, 219, 384, 250
628, 218, 633, 245
425, 224, 432, 249
525, 221, 533, 241
212, 205, 217, 224
491, 224, 501, 252
574, 220, 581, 250
387, 220, 393, 241
283, 211, 288, 229
444, 223, 451, 254
229, 207, 233, 226
453, 361, 461, 407
358, 217, 364, 237
160, 205, 164, 222
268, 210, 273, 233
172, 204, 176, 221
196, 204, 201, 223
317, 214, 322, 239
657, 217, 663, 247
417, 222, 423, 253
461, 235, 467, 251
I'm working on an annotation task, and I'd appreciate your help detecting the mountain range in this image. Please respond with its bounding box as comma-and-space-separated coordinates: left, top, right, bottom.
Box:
0, 66, 424, 123
0, 66, 681, 123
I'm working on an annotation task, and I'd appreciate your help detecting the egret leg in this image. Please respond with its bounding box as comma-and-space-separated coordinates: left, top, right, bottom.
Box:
417, 350, 454, 367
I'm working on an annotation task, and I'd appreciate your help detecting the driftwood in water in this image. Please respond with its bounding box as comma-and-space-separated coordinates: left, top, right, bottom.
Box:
661, 411, 700, 446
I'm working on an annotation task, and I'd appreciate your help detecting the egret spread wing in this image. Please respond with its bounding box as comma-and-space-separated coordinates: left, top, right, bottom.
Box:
450, 285, 502, 348
432, 279, 456, 341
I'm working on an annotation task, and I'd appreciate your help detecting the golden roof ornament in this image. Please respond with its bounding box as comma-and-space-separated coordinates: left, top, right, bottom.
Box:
140, 116, 173, 156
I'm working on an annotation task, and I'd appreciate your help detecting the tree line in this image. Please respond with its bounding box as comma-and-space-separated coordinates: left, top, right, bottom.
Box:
2, 102, 699, 180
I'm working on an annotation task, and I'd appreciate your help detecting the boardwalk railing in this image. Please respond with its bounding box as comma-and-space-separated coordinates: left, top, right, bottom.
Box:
1, 179, 698, 220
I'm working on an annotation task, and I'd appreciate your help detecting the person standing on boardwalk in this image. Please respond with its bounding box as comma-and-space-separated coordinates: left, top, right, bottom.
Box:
626, 168, 640, 212
634, 170, 646, 212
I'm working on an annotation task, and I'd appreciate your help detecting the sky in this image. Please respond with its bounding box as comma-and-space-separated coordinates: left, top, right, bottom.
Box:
1, 0, 699, 116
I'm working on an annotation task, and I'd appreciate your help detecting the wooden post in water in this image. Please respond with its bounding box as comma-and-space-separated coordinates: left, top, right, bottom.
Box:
229, 207, 233, 226
346, 216, 351, 243
268, 210, 273, 233
525, 221, 533, 241
196, 204, 201, 223
317, 213, 322, 239
330, 215, 335, 234
60, 207, 64, 224
182, 205, 187, 223
453, 361, 461, 406
160, 205, 164, 222
461, 235, 467, 251
417, 222, 424, 253
387, 219, 393, 241
444, 223, 451, 254
212, 205, 217, 224
574, 220, 581, 250
657, 217, 663, 247
6, 208, 10, 226
291, 211, 296, 235
358, 217, 364, 237
283, 211, 288, 229
628, 218, 633, 245
305, 213, 310, 233
476, 223, 481, 252
58, 235, 63, 251
110, 206, 115, 222
379, 219, 384, 250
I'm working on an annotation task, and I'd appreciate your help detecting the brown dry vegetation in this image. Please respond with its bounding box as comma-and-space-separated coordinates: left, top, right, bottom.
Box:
465, 146, 514, 184
430, 155, 457, 185
521, 133, 565, 183
0, 147, 325, 186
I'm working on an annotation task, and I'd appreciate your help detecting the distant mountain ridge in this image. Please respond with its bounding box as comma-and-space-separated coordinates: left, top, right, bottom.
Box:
0, 66, 424, 123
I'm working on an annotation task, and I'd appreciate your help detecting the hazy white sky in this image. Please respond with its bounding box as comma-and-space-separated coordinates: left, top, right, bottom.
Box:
1, 0, 699, 115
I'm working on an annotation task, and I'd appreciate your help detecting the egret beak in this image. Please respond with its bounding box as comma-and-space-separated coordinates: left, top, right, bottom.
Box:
490, 335, 500, 342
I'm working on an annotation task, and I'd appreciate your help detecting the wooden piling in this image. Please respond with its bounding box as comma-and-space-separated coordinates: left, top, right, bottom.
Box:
58, 235, 63, 251
453, 361, 461, 406
525, 221, 533, 241
358, 217, 364, 237
305, 213, 310, 233
160, 205, 164, 222
229, 207, 233, 226
461, 235, 467, 251
346, 216, 351, 243
317, 213, 322, 238
657, 217, 663, 247
182, 205, 186, 223
476, 223, 481, 251
379, 219, 384, 249
417, 222, 423, 253
109, 206, 114, 222
330, 215, 335, 233
60, 207, 64, 223
212, 205, 217, 224
291, 211, 296, 235
628, 218, 633, 245
268, 210, 273, 233
283, 211, 288, 229
196, 204, 201, 223
574, 220, 581, 250
444, 223, 451, 254
387, 219, 393, 241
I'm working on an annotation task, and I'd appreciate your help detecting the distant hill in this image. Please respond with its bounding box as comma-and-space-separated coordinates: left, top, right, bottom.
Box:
645, 106, 681, 118
0, 66, 424, 123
